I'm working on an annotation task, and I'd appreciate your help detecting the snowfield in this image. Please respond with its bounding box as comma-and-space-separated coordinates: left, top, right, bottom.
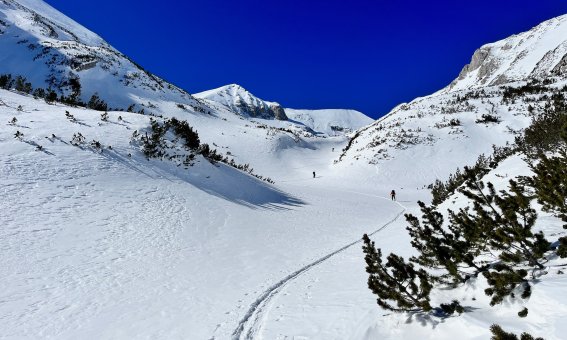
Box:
2, 86, 565, 339
0, 89, 406, 339
1, 1, 567, 339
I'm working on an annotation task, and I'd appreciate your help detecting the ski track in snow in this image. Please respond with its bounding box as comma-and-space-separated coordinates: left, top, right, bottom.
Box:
230, 194, 406, 340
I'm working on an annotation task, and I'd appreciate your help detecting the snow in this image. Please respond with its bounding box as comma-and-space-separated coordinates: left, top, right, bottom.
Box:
6, 0, 106, 45
194, 84, 285, 120
3, 84, 564, 339
446, 14, 567, 92
285, 108, 374, 136
0, 89, 406, 339
1, 2, 567, 340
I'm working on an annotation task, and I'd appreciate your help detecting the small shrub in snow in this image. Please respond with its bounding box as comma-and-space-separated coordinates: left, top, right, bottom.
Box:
0, 74, 13, 89
87, 93, 108, 111
32, 88, 45, 99
91, 140, 102, 151
100, 111, 108, 121
476, 113, 501, 124
489, 324, 542, 340
169, 117, 200, 149
556, 237, 567, 258
70, 132, 85, 146
46, 90, 58, 103
65, 110, 76, 122
439, 300, 464, 315
517, 307, 528, 318
14, 75, 32, 94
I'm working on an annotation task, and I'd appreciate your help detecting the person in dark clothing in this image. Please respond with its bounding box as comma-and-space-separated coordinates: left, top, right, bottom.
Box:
390, 190, 396, 201
313, 171, 316, 178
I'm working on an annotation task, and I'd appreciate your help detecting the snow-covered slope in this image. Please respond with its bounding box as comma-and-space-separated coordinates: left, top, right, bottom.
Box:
194, 84, 288, 120
0, 87, 404, 339
338, 13, 567, 187
0, 0, 198, 110
285, 108, 374, 136
446, 14, 567, 92
3, 84, 565, 340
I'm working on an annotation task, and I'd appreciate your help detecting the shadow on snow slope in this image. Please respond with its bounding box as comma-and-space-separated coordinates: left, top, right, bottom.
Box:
100, 149, 306, 211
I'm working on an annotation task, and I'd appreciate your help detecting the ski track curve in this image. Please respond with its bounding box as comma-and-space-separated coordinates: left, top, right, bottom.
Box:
231, 194, 406, 340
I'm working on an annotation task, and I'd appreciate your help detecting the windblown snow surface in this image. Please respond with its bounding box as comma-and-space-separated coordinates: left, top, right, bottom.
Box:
2, 1, 567, 339
0, 88, 404, 340
2, 80, 566, 339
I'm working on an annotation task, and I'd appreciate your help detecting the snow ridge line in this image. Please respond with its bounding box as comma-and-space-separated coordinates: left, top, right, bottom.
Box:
231, 202, 407, 340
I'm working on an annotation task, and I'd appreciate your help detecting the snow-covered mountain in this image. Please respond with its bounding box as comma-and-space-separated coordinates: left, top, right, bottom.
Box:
285, 108, 373, 136
337, 14, 567, 187
0, 0, 198, 111
446, 14, 567, 92
194, 84, 288, 120
195, 84, 374, 135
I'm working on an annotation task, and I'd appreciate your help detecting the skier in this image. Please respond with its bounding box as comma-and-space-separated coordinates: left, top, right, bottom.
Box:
390, 190, 396, 201
313, 171, 316, 178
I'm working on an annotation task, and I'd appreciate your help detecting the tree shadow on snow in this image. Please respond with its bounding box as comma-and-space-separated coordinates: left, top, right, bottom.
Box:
100, 150, 306, 210
176, 161, 307, 211
404, 306, 479, 329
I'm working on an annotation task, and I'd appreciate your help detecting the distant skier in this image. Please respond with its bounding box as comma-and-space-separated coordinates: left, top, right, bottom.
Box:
390, 190, 396, 201
313, 171, 316, 178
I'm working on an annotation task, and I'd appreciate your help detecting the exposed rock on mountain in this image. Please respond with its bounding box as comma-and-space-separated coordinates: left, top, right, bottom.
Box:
194, 84, 288, 120
447, 14, 567, 91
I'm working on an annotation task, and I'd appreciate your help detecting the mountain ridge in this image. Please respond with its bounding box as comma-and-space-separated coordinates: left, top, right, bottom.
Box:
445, 13, 567, 92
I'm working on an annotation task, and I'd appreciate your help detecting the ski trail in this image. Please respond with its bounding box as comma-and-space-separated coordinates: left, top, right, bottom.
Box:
231, 197, 406, 340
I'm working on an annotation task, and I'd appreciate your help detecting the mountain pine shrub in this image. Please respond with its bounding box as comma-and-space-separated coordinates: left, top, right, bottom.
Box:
476, 113, 501, 124
369, 166, 555, 316
406, 198, 490, 286
70, 132, 85, 146
524, 124, 567, 229
518, 93, 566, 158
489, 324, 543, 340
362, 234, 433, 312
87, 93, 108, 111
169, 117, 200, 149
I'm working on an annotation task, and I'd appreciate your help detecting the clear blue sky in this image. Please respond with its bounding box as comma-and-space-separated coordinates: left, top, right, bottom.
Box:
44, 0, 567, 118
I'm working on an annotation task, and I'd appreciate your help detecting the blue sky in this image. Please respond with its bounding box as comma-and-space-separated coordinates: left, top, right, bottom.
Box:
45, 0, 567, 118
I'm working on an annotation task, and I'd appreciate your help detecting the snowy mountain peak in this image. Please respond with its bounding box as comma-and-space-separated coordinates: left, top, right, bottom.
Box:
194, 84, 288, 120
446, 13, 567, 92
